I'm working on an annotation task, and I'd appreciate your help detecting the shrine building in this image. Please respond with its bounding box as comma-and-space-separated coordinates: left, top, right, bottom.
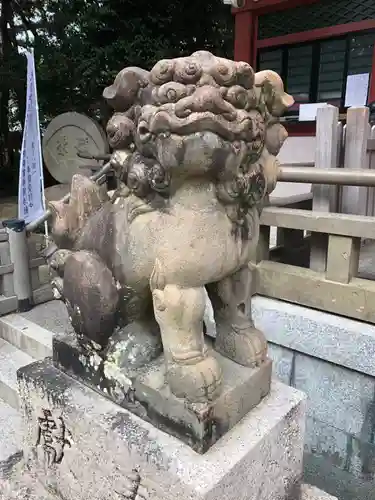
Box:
232, 0, 375, 135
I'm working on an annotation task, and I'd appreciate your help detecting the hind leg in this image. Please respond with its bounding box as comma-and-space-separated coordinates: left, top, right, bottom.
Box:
206, 265, 267, 367
63, 250, 119, 349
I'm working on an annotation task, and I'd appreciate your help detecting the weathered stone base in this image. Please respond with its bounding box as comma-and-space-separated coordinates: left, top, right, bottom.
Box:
0, 469, 337, 500
18, 360, 306, 500
53, 333, 272, 453
252, 296, 375, 499
301, 485, 338, 500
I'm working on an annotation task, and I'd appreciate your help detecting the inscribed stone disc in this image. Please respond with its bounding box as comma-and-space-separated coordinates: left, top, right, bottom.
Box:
42, 112, 109, 184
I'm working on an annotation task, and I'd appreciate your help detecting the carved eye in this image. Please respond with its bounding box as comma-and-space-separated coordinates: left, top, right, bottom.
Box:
174, 59, 202, 84
211, 62, 236, 86
167, 88, 177, 101
150, 59, 175, 85
157, 82, 188, 104
218, 64, 229, 75
236, 62, 255, 89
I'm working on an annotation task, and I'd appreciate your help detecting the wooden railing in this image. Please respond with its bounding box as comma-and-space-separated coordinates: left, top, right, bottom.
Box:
0, 224, 53, 315
254, 105, 375, 324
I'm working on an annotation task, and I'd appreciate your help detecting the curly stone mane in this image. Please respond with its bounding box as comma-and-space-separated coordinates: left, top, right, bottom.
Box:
103, 51, 293, 238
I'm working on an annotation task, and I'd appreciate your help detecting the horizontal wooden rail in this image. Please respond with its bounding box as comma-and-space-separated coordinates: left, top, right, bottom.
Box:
256, 261, 375, 324
29, 257, 45, 269
261, 207, 375, 239
33, 284, 54, 305
0, 295, 18, 316
0, 232, 9, 242
0, 264, 14, 276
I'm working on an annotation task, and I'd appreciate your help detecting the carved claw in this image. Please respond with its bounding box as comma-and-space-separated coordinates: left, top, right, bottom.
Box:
215, 325, 267, 368
167, 354, 222, 403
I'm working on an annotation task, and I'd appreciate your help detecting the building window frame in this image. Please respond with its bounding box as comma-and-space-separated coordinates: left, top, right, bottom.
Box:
257, 29, 375, 116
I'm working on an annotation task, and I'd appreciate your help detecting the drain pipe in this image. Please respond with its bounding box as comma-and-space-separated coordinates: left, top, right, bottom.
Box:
2, 219, 33, 312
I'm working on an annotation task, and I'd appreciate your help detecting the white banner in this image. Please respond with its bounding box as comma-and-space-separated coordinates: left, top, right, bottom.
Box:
18, 49, 46, 224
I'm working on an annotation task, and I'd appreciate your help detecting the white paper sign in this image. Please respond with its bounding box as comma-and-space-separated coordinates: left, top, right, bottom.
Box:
299, 103, 327, 122
345, 73, 370, 107
18, 50, 46, 224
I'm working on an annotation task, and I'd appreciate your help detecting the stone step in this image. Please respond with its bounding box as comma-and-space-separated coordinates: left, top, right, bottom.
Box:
0, 399, 23, 480
0, 340, 33, 410
17, 300, 73, 337
0, 313, 52, 360
302, 484, 338, 499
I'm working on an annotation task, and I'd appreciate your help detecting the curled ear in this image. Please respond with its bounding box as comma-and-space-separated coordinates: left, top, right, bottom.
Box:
103, 67, 150, 112
255, 70, 294, 117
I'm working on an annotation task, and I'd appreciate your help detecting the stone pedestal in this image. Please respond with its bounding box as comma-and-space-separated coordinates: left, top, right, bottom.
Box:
53, 333, 272, 453
17, 360, 306, 500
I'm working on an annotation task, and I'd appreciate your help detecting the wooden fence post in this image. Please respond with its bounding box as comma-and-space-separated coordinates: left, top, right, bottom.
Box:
2, 219, 33, 312
28, 237, 42, 292
0, 230, 14, 298
310, 104, 340, 272
367, 125, 375, 217
340, 106, 370, 215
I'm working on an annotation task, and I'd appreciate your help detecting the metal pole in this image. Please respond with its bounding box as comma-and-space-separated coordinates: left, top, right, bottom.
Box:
77, 151, 111, 161
278, 166, 375, 187
26, 162, 375, 233
26, 161, 112, 233
2, 219, 33, 312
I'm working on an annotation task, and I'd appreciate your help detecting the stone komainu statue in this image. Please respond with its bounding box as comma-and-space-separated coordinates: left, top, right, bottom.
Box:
48, 51, 293, 404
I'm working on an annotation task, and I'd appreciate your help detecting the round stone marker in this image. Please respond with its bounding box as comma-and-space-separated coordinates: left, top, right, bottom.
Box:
43, 112, 109, 184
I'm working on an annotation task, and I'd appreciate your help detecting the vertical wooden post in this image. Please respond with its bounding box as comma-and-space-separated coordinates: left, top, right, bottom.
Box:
310, 105, 340, 272
367, 125, 375, 217
336, 122, 344, 167
28, 237, 41, 292
368, 42, 375, 104
256, 225, 270, 263
234, 10, 257, 67
336, 121, 345, 212
326, 235, 360, 284
340, 106, 370, 215
2, 219, 33, 312
250, 224, 270, 296
0, 231, 14, 297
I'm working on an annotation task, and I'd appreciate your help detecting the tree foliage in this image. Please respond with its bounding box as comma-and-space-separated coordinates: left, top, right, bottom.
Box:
0, 0, 233, 193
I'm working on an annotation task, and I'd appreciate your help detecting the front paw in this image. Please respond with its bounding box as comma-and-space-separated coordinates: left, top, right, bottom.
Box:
216, 325, 267, 368
167, 355, 222, 403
